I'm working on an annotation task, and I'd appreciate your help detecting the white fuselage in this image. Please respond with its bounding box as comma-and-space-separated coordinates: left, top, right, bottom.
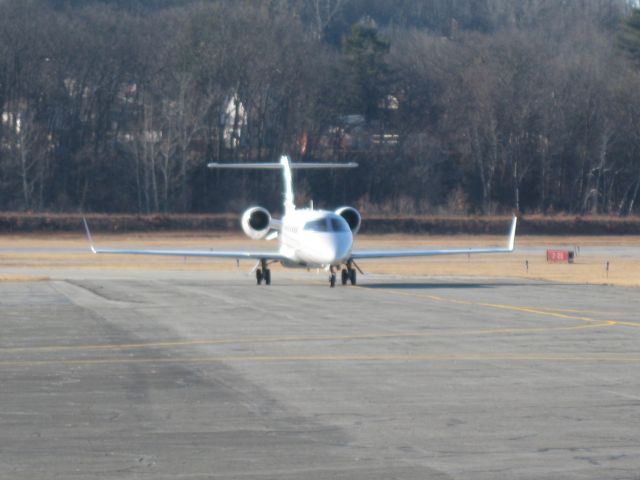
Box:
277, 209, 353, 268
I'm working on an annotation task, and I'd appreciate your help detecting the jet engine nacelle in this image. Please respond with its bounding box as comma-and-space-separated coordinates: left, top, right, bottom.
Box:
335, 206, 361, 235
241, 206, 272, 240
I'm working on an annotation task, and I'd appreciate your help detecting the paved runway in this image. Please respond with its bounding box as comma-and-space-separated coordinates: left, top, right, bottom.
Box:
1, 270, 639, 479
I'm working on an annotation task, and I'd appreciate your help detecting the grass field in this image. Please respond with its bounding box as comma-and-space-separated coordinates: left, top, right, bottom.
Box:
0, 232, 638, 287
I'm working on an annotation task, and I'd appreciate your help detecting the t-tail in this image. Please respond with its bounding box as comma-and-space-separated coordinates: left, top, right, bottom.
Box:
280, 155, 295, 215
207, 155, 357, 215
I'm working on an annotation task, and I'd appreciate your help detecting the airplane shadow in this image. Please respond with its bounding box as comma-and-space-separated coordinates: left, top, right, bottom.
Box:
359, 281, 572, 290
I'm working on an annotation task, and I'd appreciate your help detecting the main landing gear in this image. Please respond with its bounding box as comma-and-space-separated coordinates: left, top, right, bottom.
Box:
332, 261, 357, 288
341, 266, 356, 286
256, 259, 271, 285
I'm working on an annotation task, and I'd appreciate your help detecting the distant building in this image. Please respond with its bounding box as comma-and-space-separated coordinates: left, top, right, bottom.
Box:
221, 93, 247, 149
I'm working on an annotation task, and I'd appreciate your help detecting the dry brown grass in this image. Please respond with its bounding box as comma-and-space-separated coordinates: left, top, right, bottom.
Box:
0, 232, 638, 287
2, 212, 640, 234
0, 274, 49, 282
352, 235, 640, 287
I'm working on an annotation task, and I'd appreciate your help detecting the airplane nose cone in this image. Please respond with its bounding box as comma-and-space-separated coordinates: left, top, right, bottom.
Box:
334, 235, 352, 261
302, 231, 352, 265
321, 233, 351, 263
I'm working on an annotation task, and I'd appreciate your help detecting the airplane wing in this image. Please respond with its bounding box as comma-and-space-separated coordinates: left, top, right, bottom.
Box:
82, 218, 288, 261
351, 217, 517, 260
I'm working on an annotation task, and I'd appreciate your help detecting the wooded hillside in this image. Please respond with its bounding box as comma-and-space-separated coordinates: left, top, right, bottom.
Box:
2, 0, 640, 216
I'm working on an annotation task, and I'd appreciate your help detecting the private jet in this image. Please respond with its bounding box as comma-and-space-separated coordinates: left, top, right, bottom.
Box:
84, 155, 517, 287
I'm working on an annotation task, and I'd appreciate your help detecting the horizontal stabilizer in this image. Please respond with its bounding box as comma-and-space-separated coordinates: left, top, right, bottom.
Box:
207, 162, 358, 169
208, 155, 356, 215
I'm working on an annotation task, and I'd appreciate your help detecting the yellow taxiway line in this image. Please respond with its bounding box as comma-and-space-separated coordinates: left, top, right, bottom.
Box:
357, 285, 637, 328
2, 352, 640, 368
1, 282, 636, 367
1, 321, 613, 355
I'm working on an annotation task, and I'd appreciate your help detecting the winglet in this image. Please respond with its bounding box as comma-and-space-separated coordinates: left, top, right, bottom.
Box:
82, 217, 97, 254
507, 216, 517, 251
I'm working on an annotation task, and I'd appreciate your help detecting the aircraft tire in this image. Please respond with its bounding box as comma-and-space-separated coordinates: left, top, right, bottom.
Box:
330, 273, 336, 288
349, 268, 357, 285
341, 269, 348, 285
256, 268, 263, 285
264, 269, 271, 285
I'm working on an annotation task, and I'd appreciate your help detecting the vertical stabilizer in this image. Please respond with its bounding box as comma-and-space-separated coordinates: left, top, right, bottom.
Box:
280, 155, 296, 214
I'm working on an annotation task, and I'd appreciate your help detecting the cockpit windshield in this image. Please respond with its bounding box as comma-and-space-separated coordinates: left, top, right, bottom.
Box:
330, 218, 349, 232
304, 219, 329, 232
303, 216, 350, 232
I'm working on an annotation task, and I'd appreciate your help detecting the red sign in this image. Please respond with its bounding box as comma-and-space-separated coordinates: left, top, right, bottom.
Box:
547, 250, 573, 263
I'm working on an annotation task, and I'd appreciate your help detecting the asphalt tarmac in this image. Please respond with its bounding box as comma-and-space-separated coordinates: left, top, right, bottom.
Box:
1, 270, 639, 479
